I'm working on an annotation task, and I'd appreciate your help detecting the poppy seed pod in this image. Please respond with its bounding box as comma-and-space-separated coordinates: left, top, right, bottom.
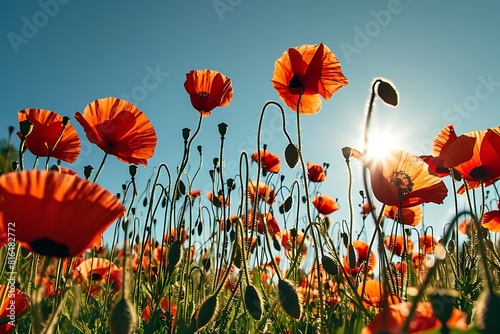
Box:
62, 116, 70, 127
218, 122, 228, 137
129, 165, 138, 178
110, 298, 136, 334
341, 147, 352, 161
84, 165, 94, 179
19, 119, 33, 139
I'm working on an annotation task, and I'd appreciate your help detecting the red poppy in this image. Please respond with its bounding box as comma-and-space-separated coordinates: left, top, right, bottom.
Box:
271, 43, 348, 114
241, 210, 280, 237
419, 235, 438, 254
75, 97, 157, 166
384, 235, 414, 256
184, 69, 233, 116
0, 170, 125, 257
383, 205, 422, 226
312, 194, 339, 215
251, 149, 281, 174
343, 240, 377, 276
206, 190, 228, 207
482, 210, 500, 232
419, 155, 451, 178
189, 189, 202, 198
357, 279, 384, 308
458, 218, 472, 235
248, 181, 276, 205
360, 202, 376, 216
281, 229, 307, 257
307, 162, 326, 182
361, 301, 468, 334
18, 108, 81, 163
433, 125, 500, 193
74, 258, 121, 296
350, 148, 448, 207
0, 284, 29, 333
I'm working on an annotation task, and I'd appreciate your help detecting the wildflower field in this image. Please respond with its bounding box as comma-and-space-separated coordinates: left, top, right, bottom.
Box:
1, 40, 500, 334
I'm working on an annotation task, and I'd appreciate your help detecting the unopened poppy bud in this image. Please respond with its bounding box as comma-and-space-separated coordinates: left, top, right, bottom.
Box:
8, 126, 14, 135
341, 147, 352, 161
84, 165, 94, 179
50, 165, 61, 172
197, 145, 202, 154
376, 79, 399, 107
209, 169, 215, 181
227, 178, 235, 191
213, 158, 219, 168
218, 122, 228, 137
182, 128, 191, 141
11, 161, 19, 171
19, 120, 33, 139
109, 298, 136, 334
129, 165, 138, 178
62, 116, 70, 127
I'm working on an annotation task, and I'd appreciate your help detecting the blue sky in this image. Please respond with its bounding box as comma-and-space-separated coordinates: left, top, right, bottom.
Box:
2, 1, 500, 245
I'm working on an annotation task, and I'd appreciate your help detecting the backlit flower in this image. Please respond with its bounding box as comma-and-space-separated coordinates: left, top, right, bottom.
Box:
74, 258, 121, 296
248, 181, 276, 206
271, 43, 348, 114
184, 69, 233, 116
357, 279, 384, 308
307, 162, 326, 182
383, 205, 422, 226
482, 210, 500, 232
251, 149, 281, 174
18, 108, 81, 163
384, 235, 414, 256
75, 97, 157, 166
458, 218, 472, 235
350, 148, 448, 207
312, 194, 339, 215
419, 235, 438, 254
360, 202, 376, 216
0, 170, 125, 257
343, 240, 377, 276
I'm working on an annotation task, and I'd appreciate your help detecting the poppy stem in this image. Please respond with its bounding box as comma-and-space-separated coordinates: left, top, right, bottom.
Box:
92, 147, 110, 183
18, 138, 26, 171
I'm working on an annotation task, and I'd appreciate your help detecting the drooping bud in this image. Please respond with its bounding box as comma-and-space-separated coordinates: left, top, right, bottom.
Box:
376, 78, 399, 107
19, 119, 33, 139
84, 165, 94, 180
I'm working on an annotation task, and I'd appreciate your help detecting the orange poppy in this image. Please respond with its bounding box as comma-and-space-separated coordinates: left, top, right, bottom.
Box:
357, 279, 384, 308
350, 148, 448, 207
458, 218, 472, 235
189, 189, 202, 198
184, 69, 233, 116
251, 149, 281, 174
75, 97, 157, 166
73, 257, 122, 296
271, 43, 348, 114
307, 162, 326, 182
434, 125, 500, 193
206, 190, 228, 207
384, 235, 414, 256
281, 229, 308, 257
383, 205, 422, 226
241, 210, 281, 237
312, 194, 339, 215
361, 301, 468, 334
163, 227, 188, 245
142, 297, 177, 323
0, 170, 125, 257
419, 235, 438, 254
482, 210, 500, 232
343, 240, 377, 276
419, 155, 451, 178
0, 284, 29, 333
248, 181, 276, 206
360, 202, 376, 216
18, 108, 81, 163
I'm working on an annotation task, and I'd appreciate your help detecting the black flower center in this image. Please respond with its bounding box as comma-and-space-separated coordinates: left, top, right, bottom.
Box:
288, 74, 303, 89
193, 91, 210, 100
28, 238, 71, 257
469, 165, 486, 180
388, 171, 414, 194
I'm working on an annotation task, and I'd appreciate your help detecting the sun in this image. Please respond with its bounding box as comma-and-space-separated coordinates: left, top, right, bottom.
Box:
364, 132, 399, 161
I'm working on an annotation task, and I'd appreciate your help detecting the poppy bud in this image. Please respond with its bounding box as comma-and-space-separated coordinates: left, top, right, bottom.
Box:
109, 298, 136, 334
209, 170, 215, 181
19, 119, 33, 139
182, 128, 191, 141
227, 178, 235, 191
62, 116, 70, 127
129, 165, 138, 178
8, 126, 14, 135
197, 145, 202, 154
50, 165, 61, 172
213, 158, 219, 168
84, 165, 94, 179
341, 147, 352, 161
11, 161, 19, 171
376, 79, 399, 107
218, 122, 228, 137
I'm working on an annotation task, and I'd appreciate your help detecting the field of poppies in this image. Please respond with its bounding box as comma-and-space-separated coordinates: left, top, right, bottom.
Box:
0, 42, 498, 333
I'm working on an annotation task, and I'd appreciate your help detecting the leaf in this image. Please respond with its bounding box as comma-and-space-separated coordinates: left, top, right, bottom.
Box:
284, 143, 299, 169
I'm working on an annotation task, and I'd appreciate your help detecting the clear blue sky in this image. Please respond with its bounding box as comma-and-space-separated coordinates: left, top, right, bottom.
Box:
2, 1, 500, 245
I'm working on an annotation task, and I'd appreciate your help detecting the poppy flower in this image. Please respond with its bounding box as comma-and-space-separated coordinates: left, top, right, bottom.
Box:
18, 108, 81, 163
433, 125, 500, 193
0, 284, 29, 333
419, 155, 451, 178
482, 210, 500, 232
142, 297, 177, 324
281, 229, 308, 257
383, 205, 422, 226
248, 181, 276, 206
384, 235, 414, 256
419, 235, 438, 254
251, 149, 281, 174
206, 190, 228, 207
350, 148, 448, 207
74, 257, 121, 296
184, 69, 233, 116
360, 202, 376, 216
271, 43, 348, 114
458, 218, 472, 235
361, 301, 468, 334
0, 170, 125, 257
357, 279, 384, 308
241, 210, 281, 237
343, 240, 377, 276
312, 194, 339, 215
75, 97, 157, 166
307, 162, 326, 182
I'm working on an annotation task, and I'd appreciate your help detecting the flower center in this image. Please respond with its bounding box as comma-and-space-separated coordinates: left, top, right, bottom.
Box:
288, 74, 303, 88
193, 91, 210, 100
388, 170, 413, 193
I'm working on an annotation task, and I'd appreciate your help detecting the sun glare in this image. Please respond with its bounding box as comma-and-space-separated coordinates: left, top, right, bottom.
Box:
364, 132, 399, 161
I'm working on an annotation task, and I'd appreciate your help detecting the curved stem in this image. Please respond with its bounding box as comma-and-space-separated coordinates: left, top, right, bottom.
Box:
92, 147, 110, 183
